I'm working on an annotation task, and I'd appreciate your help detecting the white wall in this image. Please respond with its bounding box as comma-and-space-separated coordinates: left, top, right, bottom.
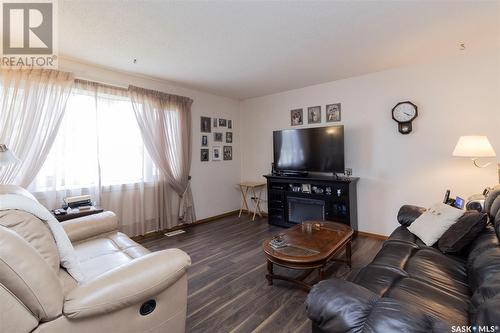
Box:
60, 58, 241, 221
59, 50, 499, 233
240, 51, 500, 236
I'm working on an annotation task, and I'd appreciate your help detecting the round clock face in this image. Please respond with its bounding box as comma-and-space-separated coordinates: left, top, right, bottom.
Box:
393, 102, 417, 123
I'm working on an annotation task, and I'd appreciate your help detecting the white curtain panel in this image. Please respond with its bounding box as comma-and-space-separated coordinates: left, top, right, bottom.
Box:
129, 85, 196, 225
30, 80, 178, 236
0, 69, 74, 187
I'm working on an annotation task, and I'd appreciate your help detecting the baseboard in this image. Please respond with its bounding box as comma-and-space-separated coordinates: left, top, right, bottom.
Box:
355, 230, 388, 241
133, 211, 388, 243
196, 210, 240, 223
238, 209, 268, 217
132, 210, 240, 242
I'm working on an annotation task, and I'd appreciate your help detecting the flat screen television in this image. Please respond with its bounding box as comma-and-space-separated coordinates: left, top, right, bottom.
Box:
273, 125, 344, 174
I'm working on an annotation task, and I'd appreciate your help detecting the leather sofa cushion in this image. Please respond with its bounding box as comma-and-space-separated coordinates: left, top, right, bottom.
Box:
385, 278, 469, 326
0, 226, 63, 321
0, 283, 38, 333
0, 210, 59, 272
73, 231, 150, 281
306, 278, 450, 333
467, 226, 500, 290
438, 211, 487, 254
475, 295, 500, 327
484, 185, 500, 238
467, 225, 500, 322
58, 268, 78, 296
348, 226, 470, 327
485, 186, 500, 221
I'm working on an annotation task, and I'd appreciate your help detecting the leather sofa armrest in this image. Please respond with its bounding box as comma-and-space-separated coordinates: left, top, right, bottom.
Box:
61, 211, 118, 243
63, 249, 191, 319
306, 279, 380, 332
306, 279, 437, 333
397, 205, 426, 227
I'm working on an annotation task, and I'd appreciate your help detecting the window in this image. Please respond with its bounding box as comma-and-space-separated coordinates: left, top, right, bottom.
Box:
29, 87, 156, 192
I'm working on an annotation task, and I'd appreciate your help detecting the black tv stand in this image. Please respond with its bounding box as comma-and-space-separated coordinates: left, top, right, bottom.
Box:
264, 174, 358, 230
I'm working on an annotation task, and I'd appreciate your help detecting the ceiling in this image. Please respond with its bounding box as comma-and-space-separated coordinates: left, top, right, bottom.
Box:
59, 1, 499, 100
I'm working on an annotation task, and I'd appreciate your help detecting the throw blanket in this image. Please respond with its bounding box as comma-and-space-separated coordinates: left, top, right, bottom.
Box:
0, 194, 85, 283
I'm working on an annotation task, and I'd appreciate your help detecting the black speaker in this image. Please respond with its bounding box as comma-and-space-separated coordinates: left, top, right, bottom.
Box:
466, 200, 484, 213
466, 192, 487, 212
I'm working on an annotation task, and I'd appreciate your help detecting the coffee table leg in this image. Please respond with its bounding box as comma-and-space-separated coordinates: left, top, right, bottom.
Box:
346, 240, 352, 269
266, 260, 274, 286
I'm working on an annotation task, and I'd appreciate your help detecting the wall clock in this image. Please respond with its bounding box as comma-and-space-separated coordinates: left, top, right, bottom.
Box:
392, 101, 418, 134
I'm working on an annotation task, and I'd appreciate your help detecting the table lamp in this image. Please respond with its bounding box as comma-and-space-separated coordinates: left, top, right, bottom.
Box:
0, 144, 20, 166
452, 136, 498, 183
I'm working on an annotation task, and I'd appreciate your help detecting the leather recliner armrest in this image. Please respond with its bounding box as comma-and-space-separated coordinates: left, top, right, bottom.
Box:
306, 279, 438, 333
63, 249, 191, 319
61, 211, 119, 243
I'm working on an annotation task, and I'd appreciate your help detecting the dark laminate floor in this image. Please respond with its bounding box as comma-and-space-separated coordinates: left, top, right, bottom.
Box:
138, 214, 384, 333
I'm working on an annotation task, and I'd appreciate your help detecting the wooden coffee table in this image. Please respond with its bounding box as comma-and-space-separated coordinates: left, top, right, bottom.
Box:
262, 221, 353, 291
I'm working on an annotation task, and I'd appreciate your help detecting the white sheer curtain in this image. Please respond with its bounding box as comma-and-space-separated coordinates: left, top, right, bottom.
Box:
30, 80, 177, 236
129, 86, 195, 225
0, 69, 73, 186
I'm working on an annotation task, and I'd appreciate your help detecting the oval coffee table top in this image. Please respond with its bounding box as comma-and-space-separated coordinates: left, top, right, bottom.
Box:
262, 221, 353, 265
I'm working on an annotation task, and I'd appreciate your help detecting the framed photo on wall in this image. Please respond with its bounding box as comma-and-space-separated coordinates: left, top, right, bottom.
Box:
223, 146, 232, 160
201, 135, 208, 146
226, 132, 233, 143
201, 116, 211, 133
326, 103, 341, 122
213, 118, 218, 128
290, 108, 303, 126
219, 119, 227, 127
214, 132, 223, 142
212, 146, 222, 161
201, 148, 209, 162
228, 120, 232, 129
307, 106, 321, 124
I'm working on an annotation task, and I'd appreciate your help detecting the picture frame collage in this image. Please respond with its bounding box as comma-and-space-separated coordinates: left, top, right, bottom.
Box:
290, 103, 341, 126
200, 116, 233, 162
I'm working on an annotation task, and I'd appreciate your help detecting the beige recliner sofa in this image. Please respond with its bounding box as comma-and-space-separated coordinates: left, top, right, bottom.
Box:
0, 185, 191, 333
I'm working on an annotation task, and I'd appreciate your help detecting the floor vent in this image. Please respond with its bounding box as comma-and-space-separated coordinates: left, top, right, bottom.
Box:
165, 230, 186, 237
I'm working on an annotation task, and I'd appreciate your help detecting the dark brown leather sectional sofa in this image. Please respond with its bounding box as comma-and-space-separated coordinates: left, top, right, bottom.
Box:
306, 186, 500, 332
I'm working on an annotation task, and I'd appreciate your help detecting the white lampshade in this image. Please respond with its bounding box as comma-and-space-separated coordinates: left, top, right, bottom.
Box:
0, 144, 20, 166
452, 136, 496, 158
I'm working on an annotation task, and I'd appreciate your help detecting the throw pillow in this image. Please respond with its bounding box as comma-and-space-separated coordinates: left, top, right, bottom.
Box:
407, 203, 464, 246
438, 211, 487, 253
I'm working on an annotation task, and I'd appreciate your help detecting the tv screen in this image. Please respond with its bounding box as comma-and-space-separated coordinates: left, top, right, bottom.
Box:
273, 126, 344, 173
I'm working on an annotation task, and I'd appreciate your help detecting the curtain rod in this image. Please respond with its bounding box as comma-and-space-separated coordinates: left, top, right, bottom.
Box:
73, 75, 192, 101
74, 76, 129, 90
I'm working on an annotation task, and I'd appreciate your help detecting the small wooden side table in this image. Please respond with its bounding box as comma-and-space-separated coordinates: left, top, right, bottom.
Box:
238, 181, 266, 221
51, 207, 104, 222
